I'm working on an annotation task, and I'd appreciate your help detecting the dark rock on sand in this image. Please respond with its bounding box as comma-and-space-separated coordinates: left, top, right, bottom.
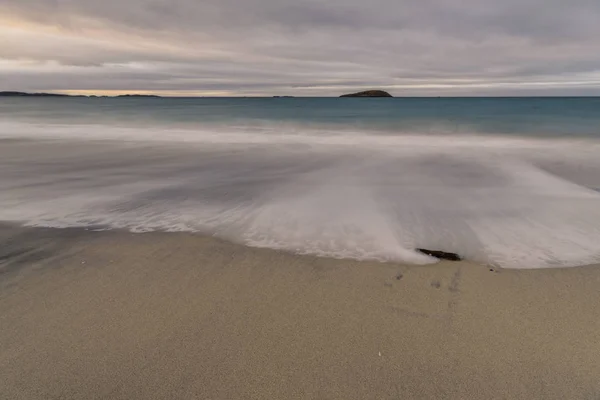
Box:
417, 248, 462, 261
340, 90, 393, 98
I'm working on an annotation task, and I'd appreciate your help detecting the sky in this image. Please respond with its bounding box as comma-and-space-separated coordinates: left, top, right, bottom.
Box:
1, 0, 600, 96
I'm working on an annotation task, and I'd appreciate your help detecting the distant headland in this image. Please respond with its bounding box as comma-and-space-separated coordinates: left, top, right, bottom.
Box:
1, 90, 395, 98
0, 91, 71, 97
340, 90, 393, 98
0, 91, 161, 98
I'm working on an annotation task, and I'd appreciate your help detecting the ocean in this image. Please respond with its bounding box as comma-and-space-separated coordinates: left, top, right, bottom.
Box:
1, 96, 600, 269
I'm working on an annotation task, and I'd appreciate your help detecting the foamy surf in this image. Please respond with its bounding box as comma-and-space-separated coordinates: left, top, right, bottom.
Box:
1, 115, 600, 269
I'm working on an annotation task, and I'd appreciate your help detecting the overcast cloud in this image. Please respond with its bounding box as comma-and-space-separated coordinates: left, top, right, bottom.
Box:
1, 0, 600, 96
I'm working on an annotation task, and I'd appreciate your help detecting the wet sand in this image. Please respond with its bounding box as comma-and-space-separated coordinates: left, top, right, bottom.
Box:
1, 225, 600, 399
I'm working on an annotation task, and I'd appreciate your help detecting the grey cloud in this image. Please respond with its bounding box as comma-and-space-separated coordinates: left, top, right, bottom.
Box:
1, 0, 600, 95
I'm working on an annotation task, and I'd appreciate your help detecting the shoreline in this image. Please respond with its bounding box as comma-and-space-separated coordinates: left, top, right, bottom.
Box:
3, 223, 600, 271
1, 224, 600, 399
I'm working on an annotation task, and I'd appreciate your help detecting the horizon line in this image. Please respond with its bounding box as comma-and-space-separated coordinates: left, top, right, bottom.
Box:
3, 91, 600, 99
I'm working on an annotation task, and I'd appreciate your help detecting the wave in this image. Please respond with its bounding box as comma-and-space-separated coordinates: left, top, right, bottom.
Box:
1, 120, 600, 269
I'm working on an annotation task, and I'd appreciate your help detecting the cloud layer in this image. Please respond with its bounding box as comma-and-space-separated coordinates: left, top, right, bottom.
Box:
2, 0, 600, 95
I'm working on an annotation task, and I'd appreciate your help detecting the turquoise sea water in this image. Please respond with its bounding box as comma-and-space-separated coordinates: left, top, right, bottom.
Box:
2, 97, 600, 137
1, 97, 600, 268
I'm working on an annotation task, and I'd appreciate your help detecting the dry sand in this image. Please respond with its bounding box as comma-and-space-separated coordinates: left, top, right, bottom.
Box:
1, 224, 599, 399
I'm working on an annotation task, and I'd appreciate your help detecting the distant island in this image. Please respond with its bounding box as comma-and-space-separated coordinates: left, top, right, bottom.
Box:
340, 90, 393, 98
0, 91, 162, 98
115, 94, 161, 98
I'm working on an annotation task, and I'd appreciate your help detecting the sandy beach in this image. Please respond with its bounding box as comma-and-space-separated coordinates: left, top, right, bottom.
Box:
0, 224, 599, 399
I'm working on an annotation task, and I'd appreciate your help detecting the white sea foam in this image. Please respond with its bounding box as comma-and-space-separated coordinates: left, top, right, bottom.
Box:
1, 120, 600, 269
